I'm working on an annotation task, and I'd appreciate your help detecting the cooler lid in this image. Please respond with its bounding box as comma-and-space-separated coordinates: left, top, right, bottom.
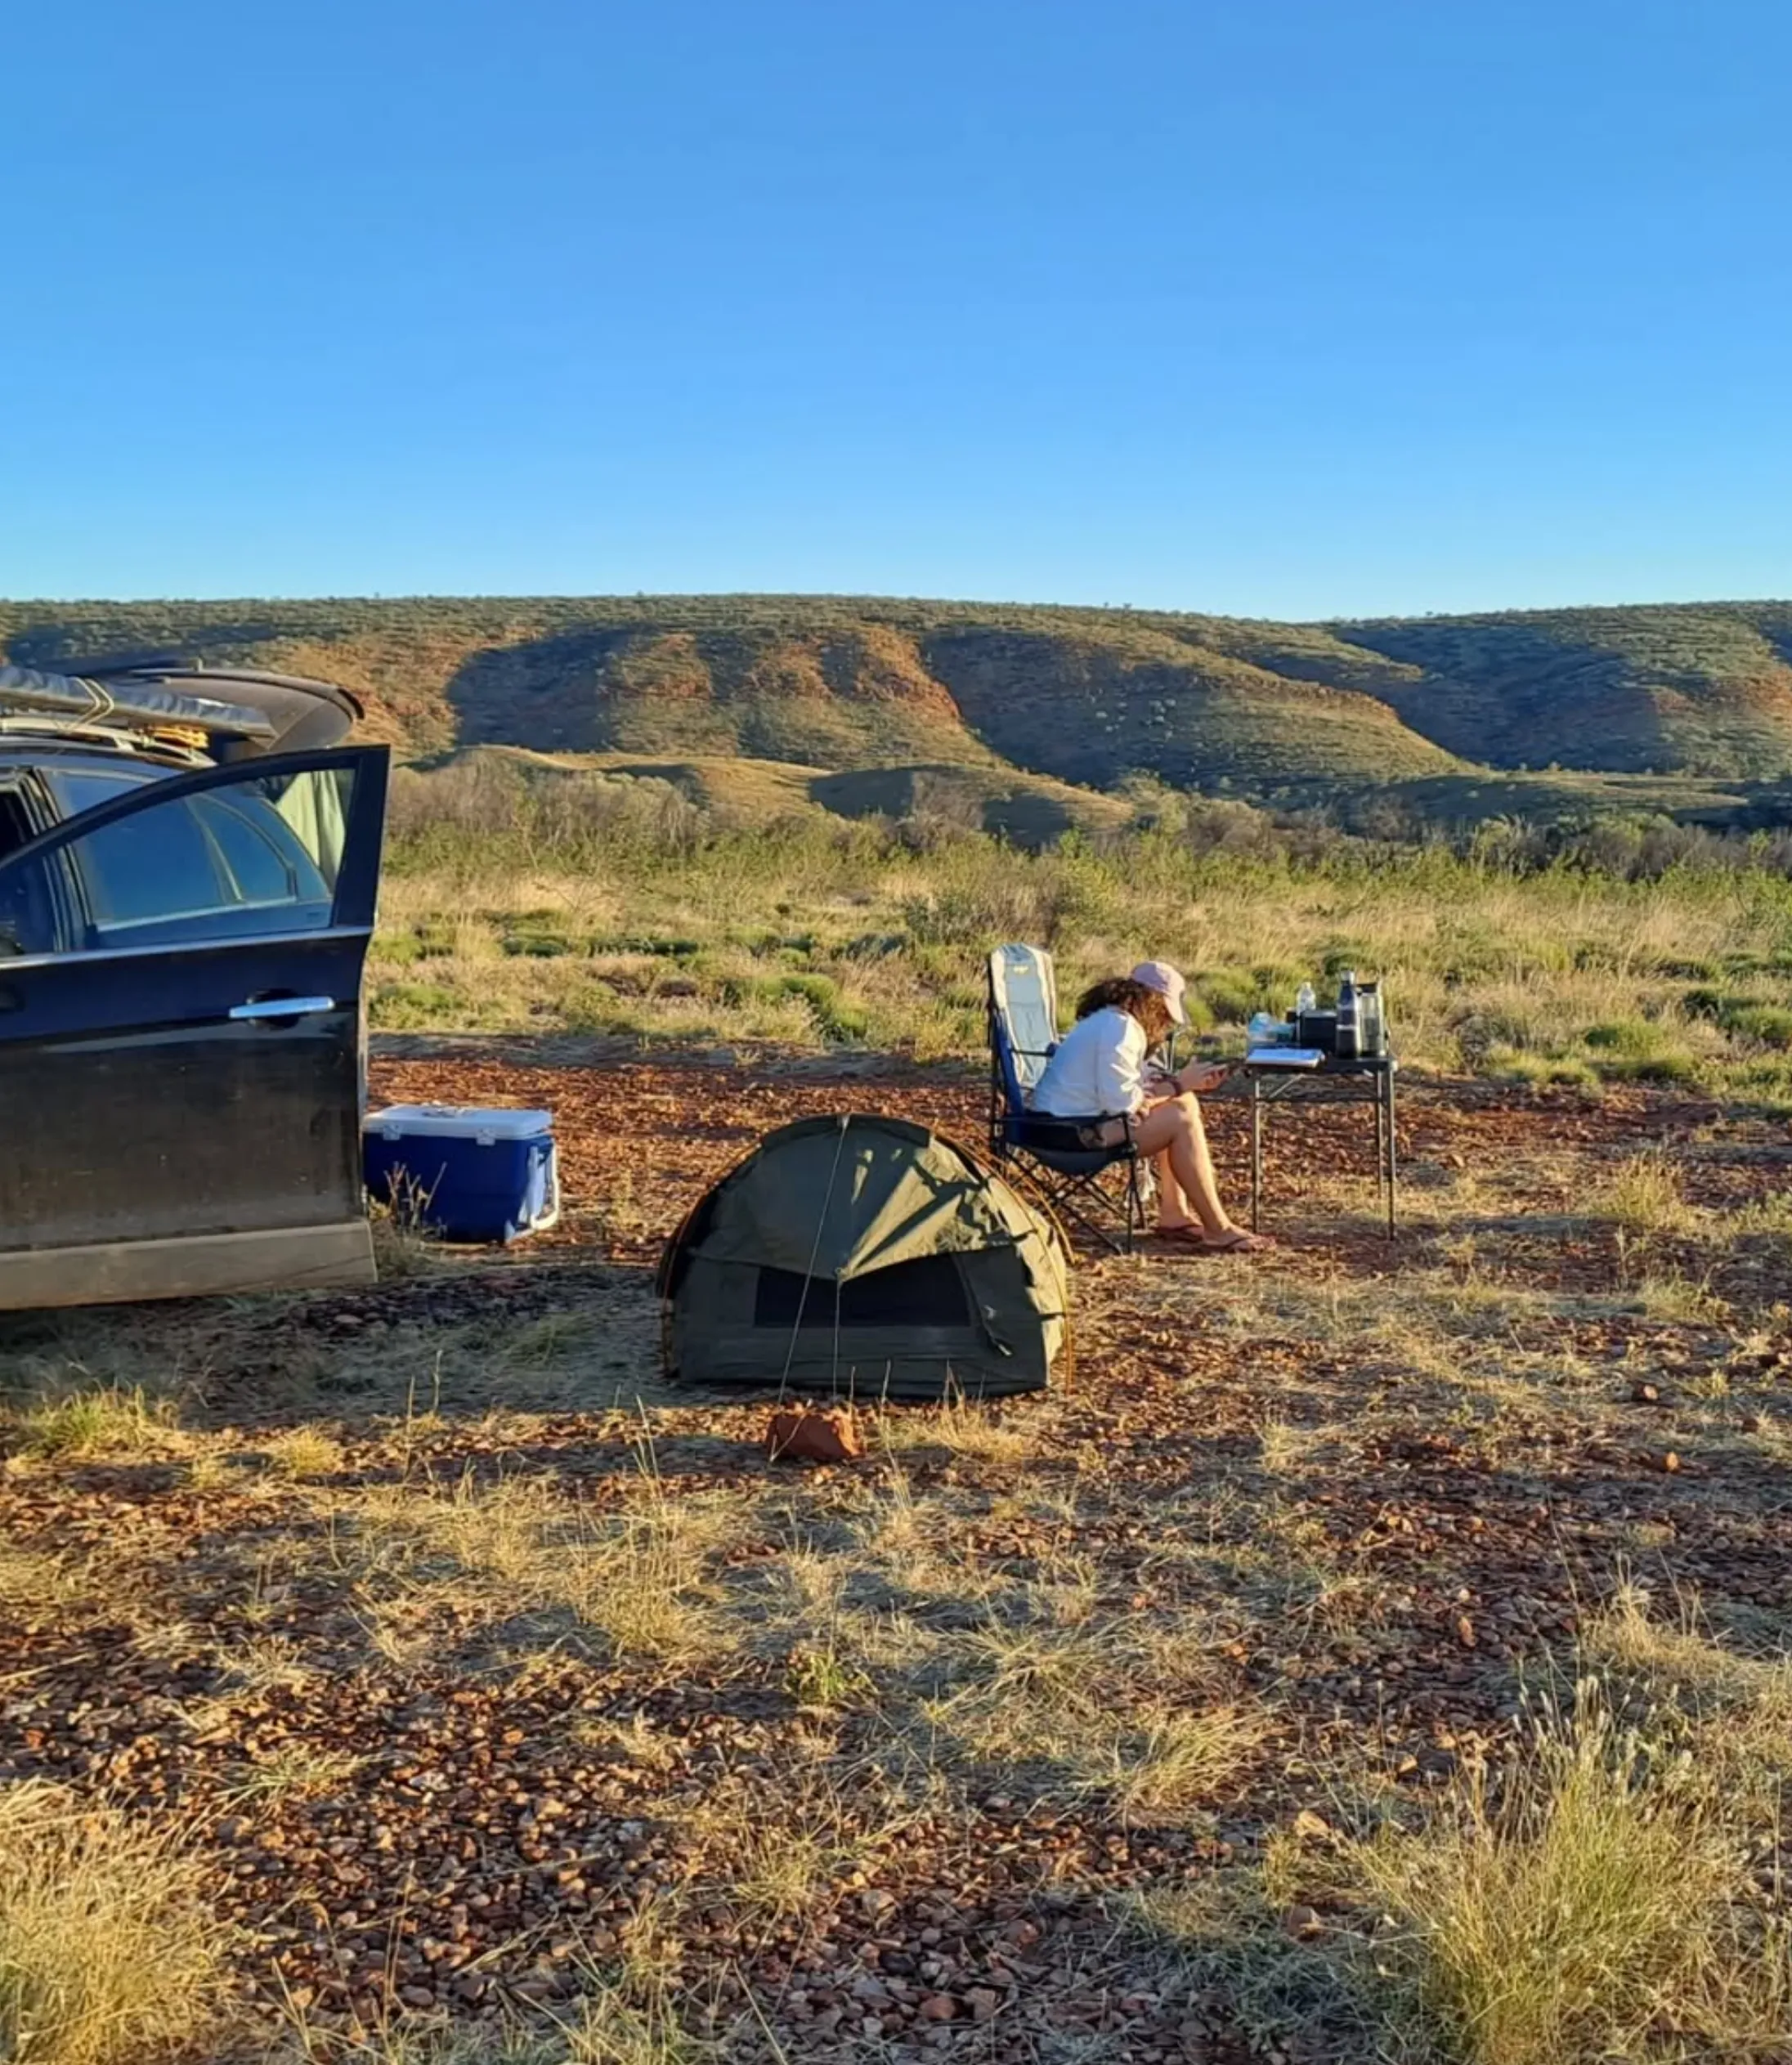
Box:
365, 1104, 553, 1140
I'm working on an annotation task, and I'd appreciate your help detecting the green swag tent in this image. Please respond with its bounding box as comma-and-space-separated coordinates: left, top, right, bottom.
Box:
658, 1113, 1070, 1400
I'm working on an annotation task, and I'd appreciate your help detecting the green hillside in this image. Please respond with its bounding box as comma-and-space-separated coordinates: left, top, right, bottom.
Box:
8, 593, 1792, 804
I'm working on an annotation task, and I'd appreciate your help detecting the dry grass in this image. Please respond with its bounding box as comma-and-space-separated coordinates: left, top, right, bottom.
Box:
0, 1543, 87, 1614
925, 1591, 1265, 1816
259, 1426, 347, 1480
1598, 1149, 1693, 1235
218, 1741, 365, 1807
6, 1384, 183, 1461
1089, 1700, 1267, 1821
330, 1465, 734, 1664
0, 1782, 233, 2065
872, 1395, 1042, 1465
1133, 1671, 1792, 2065
680, 1752, 915, 1932
280, 1971, 698, 2063
1348, 1679, 1791, 2064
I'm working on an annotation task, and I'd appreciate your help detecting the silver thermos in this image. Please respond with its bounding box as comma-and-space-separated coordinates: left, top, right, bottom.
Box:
1337, 970, 1360, 1059
1360, 979, 1385, 1056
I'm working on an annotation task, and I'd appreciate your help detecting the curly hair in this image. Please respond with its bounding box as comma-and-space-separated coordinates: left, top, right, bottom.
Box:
1074, 976, 1173, 1045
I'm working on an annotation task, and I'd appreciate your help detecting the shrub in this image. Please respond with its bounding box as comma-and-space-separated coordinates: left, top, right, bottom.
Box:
372, 981, 461, 1028
1725, 1003, 1792, 1050
1195, 969, 1260, 1024
1595, 1050, 1699, 1085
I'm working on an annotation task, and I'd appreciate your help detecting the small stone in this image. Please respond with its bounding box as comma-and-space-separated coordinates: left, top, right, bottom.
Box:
1280, 1905, 1322, 1939
966, 1987, 1001, 2023
1456, 1615, 1477, 1648
1631, 1381, 1660, 1404
920, 1994, 958, 2021
1660, 1451, 1682, 1473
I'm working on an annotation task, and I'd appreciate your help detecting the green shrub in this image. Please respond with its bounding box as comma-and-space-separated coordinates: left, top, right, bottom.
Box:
1195, 969, 1259, 1024
372, 982, 461, 1027
1594, 1050, 1699, 1085
1725, 1004, 1792, 1049
1584, 1019, 1655, 1054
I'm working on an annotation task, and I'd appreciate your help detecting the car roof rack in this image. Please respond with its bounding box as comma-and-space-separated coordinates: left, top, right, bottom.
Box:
0, 661, 361, 755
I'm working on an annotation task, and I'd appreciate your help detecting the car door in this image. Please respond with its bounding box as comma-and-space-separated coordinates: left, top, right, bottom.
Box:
0, 746, 389, 1309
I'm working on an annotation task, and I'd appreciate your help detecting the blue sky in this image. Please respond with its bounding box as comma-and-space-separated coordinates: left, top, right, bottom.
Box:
5, 0, 1790, 616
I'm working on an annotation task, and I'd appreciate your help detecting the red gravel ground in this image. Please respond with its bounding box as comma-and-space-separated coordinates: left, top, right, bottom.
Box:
2, 1053, 1790, 2063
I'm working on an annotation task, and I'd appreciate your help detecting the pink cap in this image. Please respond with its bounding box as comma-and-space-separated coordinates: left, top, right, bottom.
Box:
1130, 961, 1189, 1027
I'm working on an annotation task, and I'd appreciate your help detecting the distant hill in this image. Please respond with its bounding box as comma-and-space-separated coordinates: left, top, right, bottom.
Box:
8, 594, 1792, 813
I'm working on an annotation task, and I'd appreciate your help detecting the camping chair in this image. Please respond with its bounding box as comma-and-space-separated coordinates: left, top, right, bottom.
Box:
986, 943, 1149, 1253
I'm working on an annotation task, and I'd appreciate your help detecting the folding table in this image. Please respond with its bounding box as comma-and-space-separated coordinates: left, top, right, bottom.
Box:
1240, 1053, 1398, 1239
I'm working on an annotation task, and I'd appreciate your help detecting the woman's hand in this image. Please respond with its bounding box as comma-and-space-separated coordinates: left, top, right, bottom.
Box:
1176, 1060, 1230, 1097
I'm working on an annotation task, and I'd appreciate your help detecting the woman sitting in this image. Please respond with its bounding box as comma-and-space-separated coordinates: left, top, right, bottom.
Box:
1028, 965, 1270, 1253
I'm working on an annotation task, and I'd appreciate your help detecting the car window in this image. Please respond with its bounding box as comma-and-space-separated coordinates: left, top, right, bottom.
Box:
47, 768, 160, 818
78, 803, 227, 929
192, 791, 323, 905
0, 764, 354, 953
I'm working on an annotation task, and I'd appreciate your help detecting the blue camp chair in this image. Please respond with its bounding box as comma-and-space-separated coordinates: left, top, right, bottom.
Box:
986, 943, 1148, 1252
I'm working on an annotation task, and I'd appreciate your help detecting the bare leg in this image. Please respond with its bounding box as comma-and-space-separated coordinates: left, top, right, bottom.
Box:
1133, 1095, 1233, 1238
1154, 1149, 1191, 1232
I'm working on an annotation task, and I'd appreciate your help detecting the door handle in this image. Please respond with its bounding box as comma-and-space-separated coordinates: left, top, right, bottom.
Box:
229, 995, 335, 1021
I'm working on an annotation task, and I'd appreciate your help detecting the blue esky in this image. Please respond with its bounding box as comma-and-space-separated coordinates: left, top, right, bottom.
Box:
5, 0, 1790, 617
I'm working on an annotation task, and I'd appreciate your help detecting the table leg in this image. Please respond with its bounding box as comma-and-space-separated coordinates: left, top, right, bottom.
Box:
1374, 1076, 1387, 1230
1384, 1069, 1397, 1239
1250, 1075, 1262, 1232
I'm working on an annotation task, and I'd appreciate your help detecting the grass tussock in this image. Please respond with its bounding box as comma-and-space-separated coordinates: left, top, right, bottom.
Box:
1597, 1150, 1693, 1235
928, 1595, 1266, 1817
1350, 1679, 1791, 2064
259, 1426, 347, 1480
280, 1968, 697, 2063
681, 1754, 913, 1931
7, 1385, 181, 1462
873, 1394, 1041, 1465
336, 1467, 733, 1664
0, 1783, 232, 2065
1132, 1673, 1792, 2065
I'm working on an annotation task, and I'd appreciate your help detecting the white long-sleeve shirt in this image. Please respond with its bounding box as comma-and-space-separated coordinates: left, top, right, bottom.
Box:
1028, 1007, 1147, 1118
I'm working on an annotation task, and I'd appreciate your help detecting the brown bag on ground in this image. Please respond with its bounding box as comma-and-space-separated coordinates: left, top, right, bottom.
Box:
766, 1407, 864, 1464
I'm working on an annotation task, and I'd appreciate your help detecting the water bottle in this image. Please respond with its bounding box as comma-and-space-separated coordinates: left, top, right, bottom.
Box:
1360, 979, 1385, 1056
1336, 970, 1360, 1059
1295, 980, 1316, 1016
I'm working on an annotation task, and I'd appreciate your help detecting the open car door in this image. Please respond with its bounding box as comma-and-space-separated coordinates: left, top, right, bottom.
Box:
0, 747, 389, 1309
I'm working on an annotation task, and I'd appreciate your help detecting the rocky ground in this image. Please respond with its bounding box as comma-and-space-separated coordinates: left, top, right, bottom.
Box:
3, 1055, 1790, 2063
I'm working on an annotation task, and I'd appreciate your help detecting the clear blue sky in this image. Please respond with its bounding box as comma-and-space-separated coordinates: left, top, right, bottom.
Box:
6, 0, 1790, 617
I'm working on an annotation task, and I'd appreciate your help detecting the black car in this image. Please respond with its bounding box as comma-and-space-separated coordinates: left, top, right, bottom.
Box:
0, 660, 390, 1310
